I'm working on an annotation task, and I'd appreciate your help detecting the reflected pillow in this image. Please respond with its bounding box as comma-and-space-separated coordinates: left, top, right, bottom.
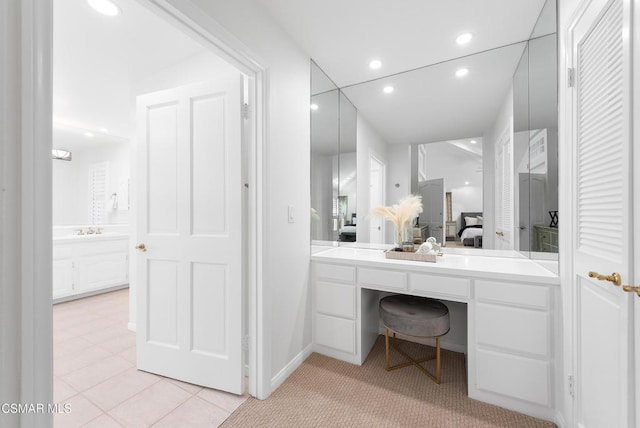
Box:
465, 216, 478, 226
477, 216, 483, 225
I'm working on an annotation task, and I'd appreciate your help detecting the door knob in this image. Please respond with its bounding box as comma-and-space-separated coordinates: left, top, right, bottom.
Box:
135, 243, 147, 252
588, 271, 621, 286
496, 231, 504, 237
622, 285, 640, 297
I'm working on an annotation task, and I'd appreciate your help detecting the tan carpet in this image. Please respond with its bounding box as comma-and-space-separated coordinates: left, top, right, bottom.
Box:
222, 336, 556, 428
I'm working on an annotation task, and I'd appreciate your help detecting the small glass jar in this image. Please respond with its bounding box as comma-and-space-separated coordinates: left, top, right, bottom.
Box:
401, 225, 415, 252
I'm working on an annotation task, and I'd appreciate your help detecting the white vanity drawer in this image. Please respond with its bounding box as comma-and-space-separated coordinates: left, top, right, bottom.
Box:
358, 267, 406, 291
475, 280, 550, 310
315, 263, 356, 284
315, 281, 356, 319
476, 302, 549, 358
75, 239, 129, 257
315, 313, 355, 354
409, 273, 470, 300
476, 348, 550, 407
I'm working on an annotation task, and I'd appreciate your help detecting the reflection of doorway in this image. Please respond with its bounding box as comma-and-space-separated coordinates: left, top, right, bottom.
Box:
369, 155, 385, 244
419, 178, 445, 243
517, 173, 545, 251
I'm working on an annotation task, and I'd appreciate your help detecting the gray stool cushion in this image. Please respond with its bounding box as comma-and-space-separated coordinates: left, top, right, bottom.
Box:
379, 295, 450, 338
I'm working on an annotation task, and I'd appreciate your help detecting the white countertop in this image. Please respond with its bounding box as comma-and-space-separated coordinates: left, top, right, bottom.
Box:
53, 232, 129, 243
311, 247, 560, 285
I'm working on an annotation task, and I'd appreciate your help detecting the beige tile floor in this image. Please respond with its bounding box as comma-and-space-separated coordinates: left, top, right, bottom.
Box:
54, 289, 248, 427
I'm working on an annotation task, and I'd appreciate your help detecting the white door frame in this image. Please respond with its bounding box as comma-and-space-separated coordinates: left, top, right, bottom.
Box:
18, 2, 269, 423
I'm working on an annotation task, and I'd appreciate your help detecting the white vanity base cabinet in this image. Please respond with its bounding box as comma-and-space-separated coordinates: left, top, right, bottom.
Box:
312, 263, 360, 364
310, 250, 560, 423
468, 280, 557, 422
53, 236, 129, 302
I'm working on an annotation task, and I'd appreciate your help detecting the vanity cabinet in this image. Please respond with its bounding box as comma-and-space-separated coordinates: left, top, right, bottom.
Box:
310, 248, 560, 423
470, 280, 555, 411
313, 263, 358, 362
53, 235, 129, 300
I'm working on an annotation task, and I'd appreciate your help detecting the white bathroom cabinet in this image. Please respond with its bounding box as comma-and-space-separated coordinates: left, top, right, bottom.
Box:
311, 247, 560, 423
53, 234, 129, 301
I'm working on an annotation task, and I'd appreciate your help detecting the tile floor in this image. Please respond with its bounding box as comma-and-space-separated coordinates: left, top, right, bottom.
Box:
54, 289, 248, 427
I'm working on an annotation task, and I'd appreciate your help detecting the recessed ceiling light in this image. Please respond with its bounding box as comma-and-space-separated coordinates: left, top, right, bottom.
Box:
310, 103, 319, 111
465, 181, 470, 185
383, 86, 394, 94
84, 132, 94, 138
369, 59, 382, 70
456, 68, 469, 77
87, 0, 120, 16
456, 33, 473, 45
99, 127, 108, 133
470, 140, 477, 144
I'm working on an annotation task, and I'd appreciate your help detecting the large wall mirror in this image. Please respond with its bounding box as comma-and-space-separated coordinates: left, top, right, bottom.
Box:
311, 61, 357, 245
311, 0, 558, 264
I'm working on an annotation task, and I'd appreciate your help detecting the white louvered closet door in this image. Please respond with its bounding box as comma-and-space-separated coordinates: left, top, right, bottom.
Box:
571, 0, 633, 426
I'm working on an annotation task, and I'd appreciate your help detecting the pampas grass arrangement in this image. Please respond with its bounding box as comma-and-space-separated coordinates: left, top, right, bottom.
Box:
371, 194, 423, 248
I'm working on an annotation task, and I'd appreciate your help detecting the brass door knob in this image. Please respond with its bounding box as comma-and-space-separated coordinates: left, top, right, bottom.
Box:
622, 285, 640, 297
588, 271, 622, 286
135, 243, 147, 252
496, 231, 504, 237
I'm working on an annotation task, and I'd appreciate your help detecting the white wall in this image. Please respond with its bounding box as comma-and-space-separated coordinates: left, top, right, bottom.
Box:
132, 51, 238, 100
310, 153, 334, 241
356, 115, 389, 242
52, 141, 130, 226
339, 152, 357, 222
482, 86, 513, 249
185, 0, 311, 392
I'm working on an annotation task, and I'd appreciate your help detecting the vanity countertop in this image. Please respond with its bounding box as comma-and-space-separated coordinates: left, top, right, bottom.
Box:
311, 247, 560, 285
53, 232, 129, 243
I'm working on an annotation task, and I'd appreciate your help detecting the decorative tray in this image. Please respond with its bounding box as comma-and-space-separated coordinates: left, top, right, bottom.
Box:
384, 249, 439, 263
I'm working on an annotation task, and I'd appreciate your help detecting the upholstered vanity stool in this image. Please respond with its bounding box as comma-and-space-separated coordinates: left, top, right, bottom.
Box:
379, 295, 450, 384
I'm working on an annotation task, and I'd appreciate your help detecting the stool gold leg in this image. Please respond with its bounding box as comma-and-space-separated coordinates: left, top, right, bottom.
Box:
436, 336, 441, 384
385, 327, 390, 370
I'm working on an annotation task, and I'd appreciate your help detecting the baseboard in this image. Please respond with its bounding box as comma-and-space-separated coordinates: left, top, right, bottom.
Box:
128, 322, 136, 332
270, 343, 313, 392
440, 340, 467, 354
53, 284, 129, 304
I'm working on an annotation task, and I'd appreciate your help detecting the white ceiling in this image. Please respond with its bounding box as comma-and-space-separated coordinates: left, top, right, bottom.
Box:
256, 0, 548, 88
342, 42, 527, 145
53, 0, 208, 142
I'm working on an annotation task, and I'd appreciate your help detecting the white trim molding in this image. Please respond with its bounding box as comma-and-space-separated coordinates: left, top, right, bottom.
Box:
0, 0, 54, 426
270, 344, 313, 392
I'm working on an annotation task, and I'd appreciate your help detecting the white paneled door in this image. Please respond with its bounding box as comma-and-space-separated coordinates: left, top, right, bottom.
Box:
135, 78, 244, 395
419, 178, 445, 243
570, 0, 634, 426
